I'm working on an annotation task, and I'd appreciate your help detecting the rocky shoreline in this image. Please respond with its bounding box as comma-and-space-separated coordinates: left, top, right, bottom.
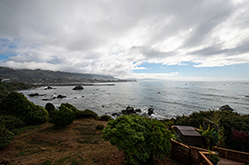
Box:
108, 106, 155, 118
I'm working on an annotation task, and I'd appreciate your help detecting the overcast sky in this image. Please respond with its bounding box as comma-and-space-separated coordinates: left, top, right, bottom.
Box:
0, 0, 249, 81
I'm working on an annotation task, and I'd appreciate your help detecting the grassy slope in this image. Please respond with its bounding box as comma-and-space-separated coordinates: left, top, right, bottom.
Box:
0, 118, 181, 165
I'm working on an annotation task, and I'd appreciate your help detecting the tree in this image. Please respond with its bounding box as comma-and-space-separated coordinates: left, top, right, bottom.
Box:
45, 103, 56, 115
102, 114, 171, 165
0, 92, 48, 125
50, 104, 75, 128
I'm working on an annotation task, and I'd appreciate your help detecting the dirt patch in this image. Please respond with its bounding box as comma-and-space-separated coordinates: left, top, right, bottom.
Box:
0, 118, 181, 165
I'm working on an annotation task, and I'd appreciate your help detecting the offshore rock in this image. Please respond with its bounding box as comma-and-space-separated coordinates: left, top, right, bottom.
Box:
111, 112, 120, 117
219, 104, 233, 112
111, 106, 141, 117
135, 109, 142, 113
28, 93, 40, 97
148, 108, 154, 116
121, 106, 136, 115
44, 86, 53, 90
57, 94, 67, 99
73, 85, 84, 90
42, 98, 55, 101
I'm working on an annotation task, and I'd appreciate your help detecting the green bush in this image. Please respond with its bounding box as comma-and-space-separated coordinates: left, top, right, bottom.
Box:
0, 92, 49, 125
102, 114, 171, 165
0, 122, 15, 148
165, 110, 249, 151
60, 103, 78, 113
50, 104, 75, 128
99, 115, 113, 121
0, 81, 35, 102
45, 103, 56, 115
96, 124, 104, 130
0, 86, 9, 102
148, 119, 172, 159
0, 115, 25, 131
75, 109, 98, 119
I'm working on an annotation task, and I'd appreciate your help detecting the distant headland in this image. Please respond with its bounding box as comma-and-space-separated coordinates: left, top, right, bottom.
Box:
0, 67, 136, 85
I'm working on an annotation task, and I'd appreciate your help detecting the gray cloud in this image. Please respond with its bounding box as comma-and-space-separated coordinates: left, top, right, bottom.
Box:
191, 39, 249, 56
0, 0, 249, 79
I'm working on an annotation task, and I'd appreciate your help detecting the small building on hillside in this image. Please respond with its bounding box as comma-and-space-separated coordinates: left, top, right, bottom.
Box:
172, 125, 201, 147
1, 78, 11, 83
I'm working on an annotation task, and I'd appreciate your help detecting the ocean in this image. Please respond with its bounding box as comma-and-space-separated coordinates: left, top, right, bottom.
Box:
19, 80, 249, 119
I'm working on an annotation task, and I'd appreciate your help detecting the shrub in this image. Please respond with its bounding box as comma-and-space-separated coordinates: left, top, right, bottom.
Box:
198, 125, 219, 149
0, 92, 49, 125
75, 109, 98, 119
60, 103, 78, 113
45, 103, 56, 115
0, 122, 15, 148
148, 119, 172, 159
102, 114, 171, 165
166, 110, 249, 151
99, 115, 113, 121
26, 105, 49, 125
50, 104, 75, 128
0, 115, 25, 131
96, 124, 104, 130
232, 130, 249, 151
0, 86, 9, 102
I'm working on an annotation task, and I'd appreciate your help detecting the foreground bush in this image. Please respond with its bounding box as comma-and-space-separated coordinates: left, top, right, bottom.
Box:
232, 130, 249, 151
60, 103, 78, 113
0, 92, 49, 125
50, 104, 75, 128
0, 122, 14, 148
99, 115, 113, 121
0, 115, 25, 131
96, 124, 104, 130
75, 109, 98, 119
165, 110, 249, 151
102, 114, 171, 165
45, 103, 56, 116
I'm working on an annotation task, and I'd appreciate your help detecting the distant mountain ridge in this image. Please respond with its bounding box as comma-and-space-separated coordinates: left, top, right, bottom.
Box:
0, 67, 118, 84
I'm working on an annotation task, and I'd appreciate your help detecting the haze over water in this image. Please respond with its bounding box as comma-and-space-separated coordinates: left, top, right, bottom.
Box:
20, 80, 249, 119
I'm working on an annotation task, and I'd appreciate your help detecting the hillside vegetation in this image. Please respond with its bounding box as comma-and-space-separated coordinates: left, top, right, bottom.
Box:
1, 80, 249, 164
0, 67, 117, 84
0, 88, 179, 165
163, 110, 249, 152
0, 80, 36, 102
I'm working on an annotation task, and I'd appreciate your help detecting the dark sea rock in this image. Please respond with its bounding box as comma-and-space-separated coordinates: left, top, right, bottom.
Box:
111, 106, 142, 117
73, 85, 84, 90
28, 93, 40, 97
121, 107, 136, 115
42, 98, 55, 101
135, 109, 142, 113
57, 94, 67, 99
125, 106, 136, 114
219, 104, 233, 112
148, 108, 154, 116
44, 86, 53, 90
111, 112, 120, 117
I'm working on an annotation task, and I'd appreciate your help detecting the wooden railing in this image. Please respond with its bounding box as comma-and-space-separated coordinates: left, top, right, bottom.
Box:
213, 146, 249, 165
189, 146, 216, 165
171, 139, 190, 164
199, 152, 213, 165
170, 139, 214, 165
